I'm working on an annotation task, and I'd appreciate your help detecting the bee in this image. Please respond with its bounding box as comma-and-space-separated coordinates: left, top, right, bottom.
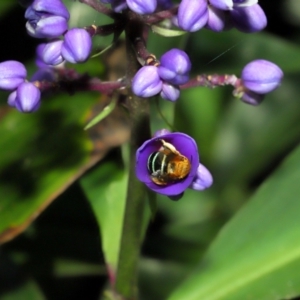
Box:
147, 139, 191, 185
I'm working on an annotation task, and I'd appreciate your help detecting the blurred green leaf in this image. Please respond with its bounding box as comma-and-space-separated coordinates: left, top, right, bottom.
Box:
0, 280, 45, 300
80, 159, 127, 271
168, 143, 300, 300
0, 90, 128, 244
84, 96, 117, 130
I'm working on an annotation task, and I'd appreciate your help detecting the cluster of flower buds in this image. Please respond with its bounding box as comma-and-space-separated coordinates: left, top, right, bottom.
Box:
101, 0, 266, 33
0, 0, 94, 113
176, 0, 267, 33
25, 0, 92, 66
132, 49, 191, 101
0, 0, 285, 198
101, 0, 172, 13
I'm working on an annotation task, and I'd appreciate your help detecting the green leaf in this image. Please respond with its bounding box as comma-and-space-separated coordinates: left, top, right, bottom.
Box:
84, 96, 117, 130
168, 144, 300, 300
151, 25, 186, 37
0, 90, 126, 243
80, 159, 127, 271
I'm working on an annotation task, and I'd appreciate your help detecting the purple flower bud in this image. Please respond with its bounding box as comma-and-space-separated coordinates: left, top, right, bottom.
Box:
25, 0, 70, 38
210, 0, 233, 10
160, 83, 180, 102
132, 66, 163, 97
189, 163, 213, 191
31, 68, 55, 82
230, 3, 267, 32
178, 0, 208, 32
136, 132, 201, 197
157, 0, 172, 9
35, 43, 48, 68
241, 60, 283, 94
154, 128, 171, 137
158, 49, 191, 85
7, 91, 17, 107
206, 6, 228, 32
0, 61, 27, 91
61, 29, 92, 64
240, 90, 265, 106
126, 0, 157, 14
15, 82, 41, 113
41, 40, 64, 66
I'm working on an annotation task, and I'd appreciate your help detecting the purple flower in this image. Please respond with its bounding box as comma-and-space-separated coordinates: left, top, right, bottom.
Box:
0, 61, 27, 90
136, 131, 211, 197
241, 59, 283, 94
25, 0, 70, 38
126, 0, 157, 14
40, 39, 64, 66
61, 29, 92, 64
178, 0, 208, 32
230, 3, 267, 32
158, 49, 191, 85
132, 66, 163, 97
160, 83, 180, 102
14, 82, 41, 113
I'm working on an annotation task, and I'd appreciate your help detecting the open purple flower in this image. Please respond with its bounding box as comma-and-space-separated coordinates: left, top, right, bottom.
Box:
136, 130, 213, 198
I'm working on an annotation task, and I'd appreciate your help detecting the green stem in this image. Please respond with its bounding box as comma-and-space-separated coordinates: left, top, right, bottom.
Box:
114, 12, 151, 300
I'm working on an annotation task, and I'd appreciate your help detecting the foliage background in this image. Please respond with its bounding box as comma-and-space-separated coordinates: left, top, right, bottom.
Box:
1, 0, 300, 299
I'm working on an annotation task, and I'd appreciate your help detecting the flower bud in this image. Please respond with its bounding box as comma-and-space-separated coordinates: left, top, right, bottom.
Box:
7, 91, 17, 107
210, 0, 233, 10
0, 61, 27, 90
61, 29, 92, 64
158, 49, 191, 85
241, 59, 283, 94
41, 40, 64, 66
206, 6, 228, 32
132, 66, 163, 97
189, 164, 213, 191
15, 82, 41, 113
178, 0, 208, 32
240, 90, 265, 106
160, 83, 180, 102
31, 68, 55, 82
126, 0, 157, 14
230, 3, 267, 32
154, 128, 171, 137
25, 0, 70, 38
